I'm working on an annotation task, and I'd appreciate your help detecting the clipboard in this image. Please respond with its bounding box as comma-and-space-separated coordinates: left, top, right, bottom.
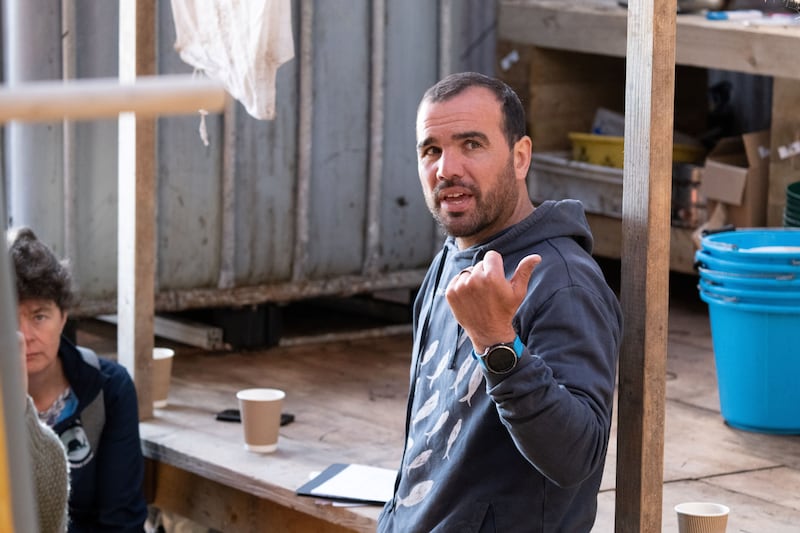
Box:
295, 463, 397, 505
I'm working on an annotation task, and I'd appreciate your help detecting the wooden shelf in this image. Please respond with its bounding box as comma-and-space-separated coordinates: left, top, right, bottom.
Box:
499, 0, 800, 79
586, 213, 699, 275
501, 0, 800, 266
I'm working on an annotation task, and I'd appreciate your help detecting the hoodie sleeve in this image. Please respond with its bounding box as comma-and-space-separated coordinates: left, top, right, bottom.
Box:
485, 280, 622, 488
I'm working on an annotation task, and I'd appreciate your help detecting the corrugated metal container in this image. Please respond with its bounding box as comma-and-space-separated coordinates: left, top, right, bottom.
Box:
3, 0, 497, 317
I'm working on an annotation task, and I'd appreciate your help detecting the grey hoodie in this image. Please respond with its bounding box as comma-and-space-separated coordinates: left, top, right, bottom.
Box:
378, 200, 623, 533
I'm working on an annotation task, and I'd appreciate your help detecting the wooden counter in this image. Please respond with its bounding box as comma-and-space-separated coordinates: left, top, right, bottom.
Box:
139, 335, 411, 533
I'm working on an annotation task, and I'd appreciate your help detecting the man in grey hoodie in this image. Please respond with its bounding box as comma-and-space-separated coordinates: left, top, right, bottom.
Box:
377, 72, 623, 532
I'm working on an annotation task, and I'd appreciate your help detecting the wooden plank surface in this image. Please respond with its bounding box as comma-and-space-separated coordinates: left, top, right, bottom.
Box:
138, 334, 411, 532
595, 288, 800, 532
498, 0, 800, 80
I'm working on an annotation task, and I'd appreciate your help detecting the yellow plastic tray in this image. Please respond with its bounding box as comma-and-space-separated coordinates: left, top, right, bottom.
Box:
568, 132, 705, 168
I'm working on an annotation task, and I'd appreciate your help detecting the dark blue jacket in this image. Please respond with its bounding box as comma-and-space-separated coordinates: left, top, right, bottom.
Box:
379, 201, 623, 532
53, 337, 147, 532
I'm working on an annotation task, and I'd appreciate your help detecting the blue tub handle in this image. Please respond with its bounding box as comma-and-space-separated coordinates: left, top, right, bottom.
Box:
700, 289, 800, 313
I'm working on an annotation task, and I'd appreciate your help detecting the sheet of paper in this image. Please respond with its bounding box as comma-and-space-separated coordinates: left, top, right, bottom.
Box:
309, 464, 396, 503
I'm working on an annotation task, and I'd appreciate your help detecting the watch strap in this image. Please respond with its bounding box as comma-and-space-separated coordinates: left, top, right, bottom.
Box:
471, 335, 524, 373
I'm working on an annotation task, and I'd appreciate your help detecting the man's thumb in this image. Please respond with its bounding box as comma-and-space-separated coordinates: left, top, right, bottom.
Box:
511, 254, 541, 292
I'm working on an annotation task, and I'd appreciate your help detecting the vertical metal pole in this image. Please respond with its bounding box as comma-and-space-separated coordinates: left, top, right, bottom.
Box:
438, 0, 453, 78
292, 0, 314, 282
363, 0, 386, 276
218, 98, 237, 289
62, 0, 78, 286
4, 0, 64, 248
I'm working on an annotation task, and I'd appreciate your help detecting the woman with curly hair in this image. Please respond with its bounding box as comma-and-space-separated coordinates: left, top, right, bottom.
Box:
9, 227, 147, 533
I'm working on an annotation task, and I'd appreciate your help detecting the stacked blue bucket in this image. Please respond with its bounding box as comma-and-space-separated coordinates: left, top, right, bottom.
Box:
695, 228, 800, 434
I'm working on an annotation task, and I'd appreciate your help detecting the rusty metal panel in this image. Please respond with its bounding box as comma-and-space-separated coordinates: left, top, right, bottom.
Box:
303, 0, 371, 279
71, 1, 119, 302
3, 0, 499, 316
377, 0, 443, 272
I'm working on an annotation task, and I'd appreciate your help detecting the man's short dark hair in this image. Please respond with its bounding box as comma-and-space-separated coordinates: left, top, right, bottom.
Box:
420, 72, 527, 148
8, 227, 74, 311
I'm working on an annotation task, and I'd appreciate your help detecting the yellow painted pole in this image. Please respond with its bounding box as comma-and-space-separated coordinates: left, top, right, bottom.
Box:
0, 396, 15, 531
0, 221, 37, 532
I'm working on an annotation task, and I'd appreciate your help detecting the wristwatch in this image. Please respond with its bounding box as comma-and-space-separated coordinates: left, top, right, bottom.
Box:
472, 336, 524, 374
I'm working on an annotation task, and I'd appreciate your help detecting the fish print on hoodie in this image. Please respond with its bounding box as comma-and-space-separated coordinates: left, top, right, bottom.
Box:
390, 260, 483, 516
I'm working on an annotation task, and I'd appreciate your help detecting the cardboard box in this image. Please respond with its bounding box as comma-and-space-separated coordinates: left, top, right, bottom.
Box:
700, 130, 770, 228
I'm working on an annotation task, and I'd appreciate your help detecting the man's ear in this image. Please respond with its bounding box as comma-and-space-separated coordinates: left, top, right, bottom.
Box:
514, 135, 532, 181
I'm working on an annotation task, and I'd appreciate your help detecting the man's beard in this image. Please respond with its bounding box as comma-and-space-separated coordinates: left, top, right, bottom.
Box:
429, 155, 518, 239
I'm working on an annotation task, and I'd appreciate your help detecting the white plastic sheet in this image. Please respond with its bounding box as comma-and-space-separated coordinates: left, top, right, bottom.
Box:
170, 0, 294, 120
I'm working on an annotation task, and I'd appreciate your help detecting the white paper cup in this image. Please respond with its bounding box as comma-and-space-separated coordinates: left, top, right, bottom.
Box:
236, 388, 285, 453
152, 348, 175, 408
675, 502, 730, 533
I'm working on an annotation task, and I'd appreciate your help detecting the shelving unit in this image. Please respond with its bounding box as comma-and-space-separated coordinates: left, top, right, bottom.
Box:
498, 0, 800, 273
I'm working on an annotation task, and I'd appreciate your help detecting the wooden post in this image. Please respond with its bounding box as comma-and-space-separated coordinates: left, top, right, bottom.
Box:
0, 75, 227, 123
615, 0, 676, 531
118, 0, 157, 420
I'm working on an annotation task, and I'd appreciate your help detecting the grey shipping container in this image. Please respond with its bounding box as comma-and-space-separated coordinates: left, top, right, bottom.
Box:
2, 0, 497, 317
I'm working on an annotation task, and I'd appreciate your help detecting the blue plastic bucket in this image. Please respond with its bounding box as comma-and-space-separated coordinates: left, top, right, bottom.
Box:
695, 250, 800, 276
701, 228, 800, 265
699, 290, 800, 434
698, 279, 800, 304
698, 267, 800, 290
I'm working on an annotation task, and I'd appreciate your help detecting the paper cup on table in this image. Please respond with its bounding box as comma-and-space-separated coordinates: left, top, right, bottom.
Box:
152, 348, 175, 408
236, 388, 285, 453
675, 502, 729, 533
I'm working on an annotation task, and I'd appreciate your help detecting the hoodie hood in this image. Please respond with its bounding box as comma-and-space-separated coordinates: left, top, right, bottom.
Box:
442, 199, 594, 267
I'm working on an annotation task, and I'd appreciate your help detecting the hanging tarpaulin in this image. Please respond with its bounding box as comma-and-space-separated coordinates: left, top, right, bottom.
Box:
170, 0, 294, 120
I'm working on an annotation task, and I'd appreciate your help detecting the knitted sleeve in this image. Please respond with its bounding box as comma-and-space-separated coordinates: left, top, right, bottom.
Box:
25, 396, 70, 533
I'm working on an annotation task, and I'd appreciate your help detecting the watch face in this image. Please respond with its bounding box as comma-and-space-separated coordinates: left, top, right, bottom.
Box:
487, 345, 517, 373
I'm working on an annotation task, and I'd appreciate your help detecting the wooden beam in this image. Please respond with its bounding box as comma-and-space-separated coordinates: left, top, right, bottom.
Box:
118, 0, 157, 420
0, 75, 226, 123
615, 0, 675, 531
97, 314, 226, 351
147, 461, 362, 533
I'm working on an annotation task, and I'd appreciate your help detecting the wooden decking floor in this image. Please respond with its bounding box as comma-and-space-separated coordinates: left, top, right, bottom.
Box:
594, 274, 800, 532
76, 272, 800, 532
